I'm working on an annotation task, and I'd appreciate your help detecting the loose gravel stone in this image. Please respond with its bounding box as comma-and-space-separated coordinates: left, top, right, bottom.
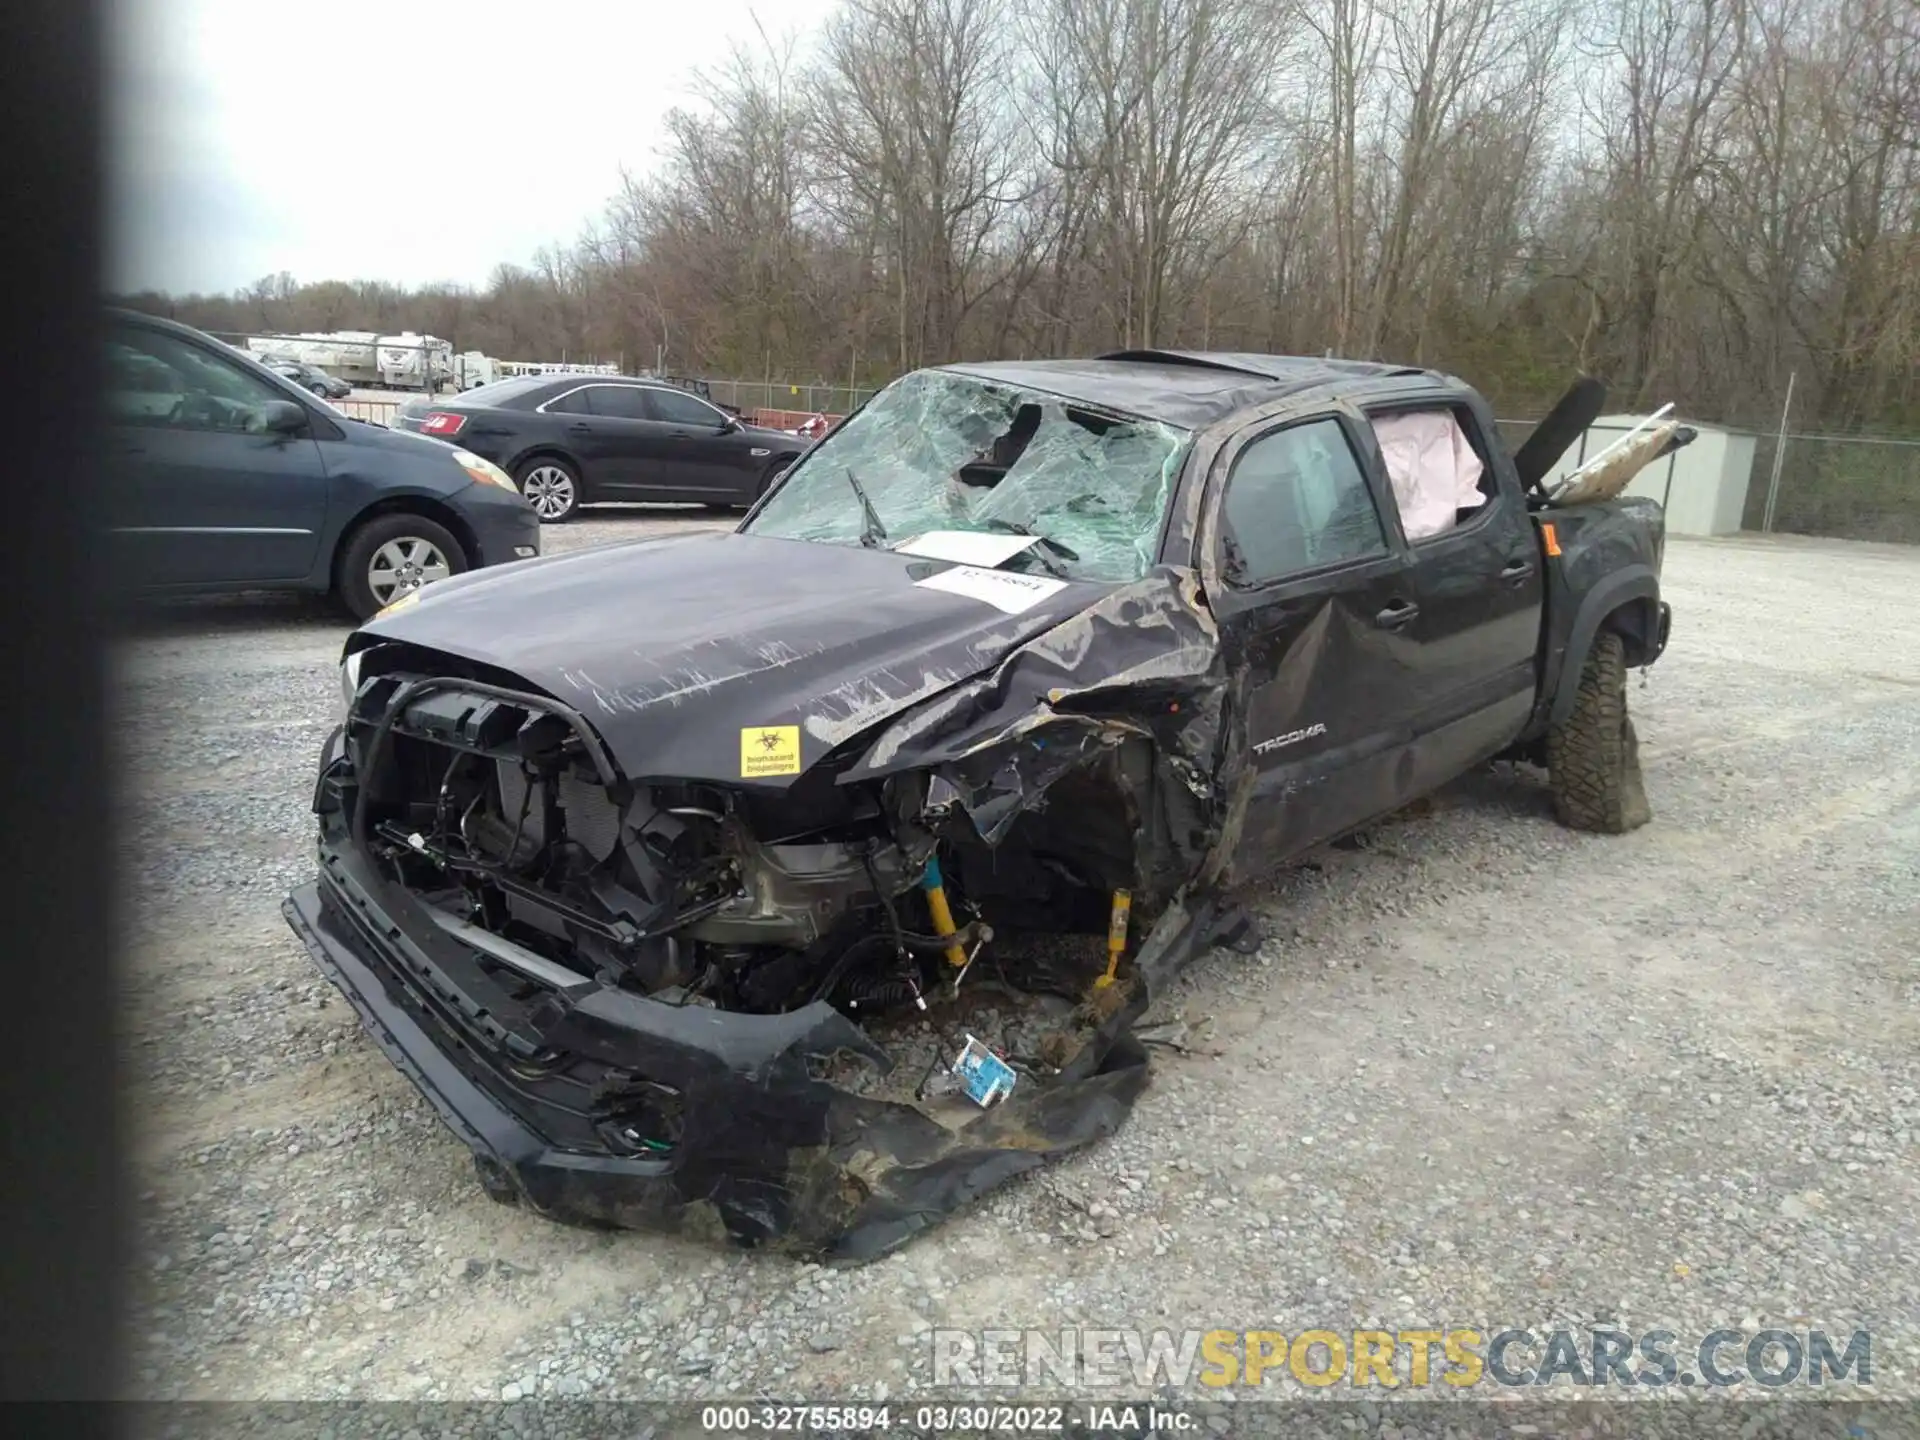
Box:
121, 525, 1920, 1406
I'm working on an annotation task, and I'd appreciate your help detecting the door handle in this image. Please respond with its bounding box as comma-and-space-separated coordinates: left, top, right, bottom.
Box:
1374, 600, 1420, 630
1500, 558, 1536, 583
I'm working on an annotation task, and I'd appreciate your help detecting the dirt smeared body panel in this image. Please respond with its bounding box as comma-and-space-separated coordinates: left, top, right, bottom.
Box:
851, 569, 1227, 848
1530, 495, 1667, 735
292, 355, 1676, 1261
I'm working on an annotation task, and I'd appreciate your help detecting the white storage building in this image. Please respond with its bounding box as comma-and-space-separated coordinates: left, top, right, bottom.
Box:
1542, 414, 1759, 537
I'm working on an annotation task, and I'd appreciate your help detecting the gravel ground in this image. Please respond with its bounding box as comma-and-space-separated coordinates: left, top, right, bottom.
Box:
117, 521, 1920, 1409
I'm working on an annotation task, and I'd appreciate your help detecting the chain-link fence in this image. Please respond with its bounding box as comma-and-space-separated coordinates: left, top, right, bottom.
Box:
208, 339, 1920, 539
1743, 431, 1920, 544
212, 330, 873, 427
704, 379, 877, 419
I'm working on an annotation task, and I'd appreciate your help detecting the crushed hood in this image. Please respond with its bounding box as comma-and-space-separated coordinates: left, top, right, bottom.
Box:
358, 530, 1106, 784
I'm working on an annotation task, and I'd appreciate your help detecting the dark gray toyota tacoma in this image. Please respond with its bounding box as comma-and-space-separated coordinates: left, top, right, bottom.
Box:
284, 351, 1680, 1259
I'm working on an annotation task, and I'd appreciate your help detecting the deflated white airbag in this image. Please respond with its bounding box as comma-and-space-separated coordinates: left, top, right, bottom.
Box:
1371, 411, 1486, 541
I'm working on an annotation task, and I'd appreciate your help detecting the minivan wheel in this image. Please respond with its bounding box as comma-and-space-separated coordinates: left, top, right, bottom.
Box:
336, 513, 468, 621
516, 459, 580, 522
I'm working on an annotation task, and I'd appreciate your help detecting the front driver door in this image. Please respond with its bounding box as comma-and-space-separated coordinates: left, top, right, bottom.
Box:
642, 385, 761, 502
1203, 410, 1424, 864
106, 323, 330, 587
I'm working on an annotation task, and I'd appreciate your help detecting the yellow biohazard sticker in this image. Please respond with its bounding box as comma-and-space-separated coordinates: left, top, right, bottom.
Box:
740, 725, 801, 778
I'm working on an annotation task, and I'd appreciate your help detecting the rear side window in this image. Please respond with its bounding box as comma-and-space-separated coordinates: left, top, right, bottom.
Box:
458, 376, 549, 409
1367, 405, 1494, 543
1222, 417, 1388, 584
540, 386, 592, 416
585, 385, 654, 421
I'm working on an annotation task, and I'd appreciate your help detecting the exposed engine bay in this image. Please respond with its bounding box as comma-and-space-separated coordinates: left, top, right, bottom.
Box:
307, 620, 1230, 1258
351, 656, 1160, 1030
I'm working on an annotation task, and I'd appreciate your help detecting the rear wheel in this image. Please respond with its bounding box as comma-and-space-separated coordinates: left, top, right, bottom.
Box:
1547, 630, 1651, 833
516, 457, 580, 523
336, 513, 467, 621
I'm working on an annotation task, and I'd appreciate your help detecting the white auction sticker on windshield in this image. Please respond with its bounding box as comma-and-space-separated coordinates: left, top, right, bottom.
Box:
915, 564, 1069, 614
894, 530, 1039, 567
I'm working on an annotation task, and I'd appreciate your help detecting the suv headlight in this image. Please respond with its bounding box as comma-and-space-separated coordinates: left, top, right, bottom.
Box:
451, 448, 517, 493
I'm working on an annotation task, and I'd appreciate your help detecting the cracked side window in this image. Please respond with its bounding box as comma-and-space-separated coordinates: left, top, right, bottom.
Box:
743, 370, 1190, 582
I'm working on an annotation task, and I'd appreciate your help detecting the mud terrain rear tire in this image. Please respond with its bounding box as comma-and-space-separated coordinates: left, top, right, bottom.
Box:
1547, 629, 1651, 833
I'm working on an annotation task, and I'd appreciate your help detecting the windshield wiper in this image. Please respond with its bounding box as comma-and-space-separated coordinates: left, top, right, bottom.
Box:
976, 517, 1079, 575
845, 468, 888, 549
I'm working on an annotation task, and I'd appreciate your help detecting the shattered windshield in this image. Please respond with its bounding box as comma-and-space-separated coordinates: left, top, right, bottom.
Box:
743, 369, 1190, 582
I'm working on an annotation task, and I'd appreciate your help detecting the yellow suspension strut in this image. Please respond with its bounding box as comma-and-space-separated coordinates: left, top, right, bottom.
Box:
1093, 888, 1132, 989
921, 856, 969, 968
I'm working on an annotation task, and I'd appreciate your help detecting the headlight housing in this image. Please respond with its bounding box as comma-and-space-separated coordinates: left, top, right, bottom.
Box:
451, 448, 517, 494
340, 647, 364, 713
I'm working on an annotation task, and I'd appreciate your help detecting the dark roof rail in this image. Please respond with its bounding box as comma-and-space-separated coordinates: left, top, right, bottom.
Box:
1097, 349, 1275, 378
1097, 348, 1429, 383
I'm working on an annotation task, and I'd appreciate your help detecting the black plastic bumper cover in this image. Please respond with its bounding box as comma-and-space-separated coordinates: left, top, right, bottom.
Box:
283, 865, 1158, 1261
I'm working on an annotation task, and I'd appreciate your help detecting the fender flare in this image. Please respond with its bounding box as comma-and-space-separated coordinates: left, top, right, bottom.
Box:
504, 445, 585, 480
1548, 565, 1662, 730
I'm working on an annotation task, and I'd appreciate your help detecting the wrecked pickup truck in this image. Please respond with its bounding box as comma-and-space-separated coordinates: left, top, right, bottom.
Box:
284, 351, 1681, 1259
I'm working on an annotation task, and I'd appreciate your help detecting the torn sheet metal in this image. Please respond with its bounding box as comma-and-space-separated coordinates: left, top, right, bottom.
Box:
303, 554, 1248, 1264
314, 513, 1374, 1268
850, 567, 1231, 864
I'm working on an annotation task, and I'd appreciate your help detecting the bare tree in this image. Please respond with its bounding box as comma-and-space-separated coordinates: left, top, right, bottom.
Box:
118, 0, 1920, 435
809, 0, 1022, 367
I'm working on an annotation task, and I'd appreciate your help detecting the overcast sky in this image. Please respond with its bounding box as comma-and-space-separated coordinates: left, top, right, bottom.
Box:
106, 0, 837, 296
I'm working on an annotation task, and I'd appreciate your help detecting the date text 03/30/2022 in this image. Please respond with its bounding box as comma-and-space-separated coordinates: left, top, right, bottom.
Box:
700, 1403, 1198, 1434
